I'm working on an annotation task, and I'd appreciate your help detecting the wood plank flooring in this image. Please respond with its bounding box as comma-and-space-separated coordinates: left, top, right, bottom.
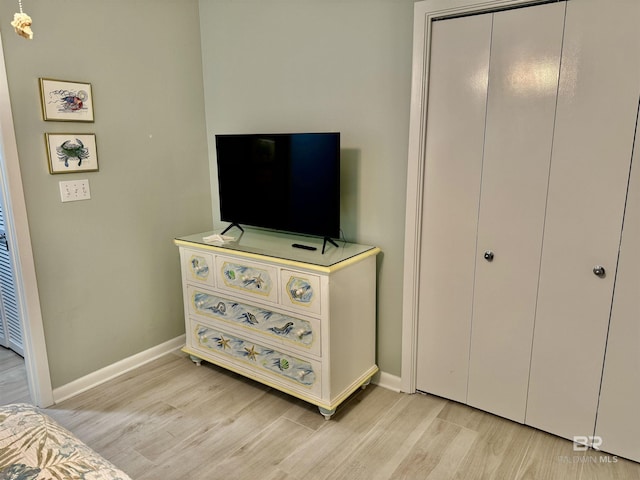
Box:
0, 346, 30, 404
3, 349, 639, 479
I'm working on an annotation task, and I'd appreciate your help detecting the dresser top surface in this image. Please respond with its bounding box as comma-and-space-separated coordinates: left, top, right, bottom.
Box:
176, 228, 378, 267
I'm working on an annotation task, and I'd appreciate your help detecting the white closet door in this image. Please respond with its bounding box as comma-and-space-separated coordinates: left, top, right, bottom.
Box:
415, 13, 491, 402
466, 3, 565, 423
525, 0, 640, 441
0, 201, 22, 356
595, 104, 640, 462
0, 201, 6, 349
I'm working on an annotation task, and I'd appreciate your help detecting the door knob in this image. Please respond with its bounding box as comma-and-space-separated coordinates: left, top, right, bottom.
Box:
593, 265, 606, 278
484, 251, 494, 262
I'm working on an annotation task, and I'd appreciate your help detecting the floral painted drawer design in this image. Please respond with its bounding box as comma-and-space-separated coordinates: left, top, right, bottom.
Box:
189, 287, 317, 353
194, 324, 317, 388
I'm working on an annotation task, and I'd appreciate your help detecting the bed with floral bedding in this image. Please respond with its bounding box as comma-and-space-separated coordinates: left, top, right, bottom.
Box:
0, 403, 131, 480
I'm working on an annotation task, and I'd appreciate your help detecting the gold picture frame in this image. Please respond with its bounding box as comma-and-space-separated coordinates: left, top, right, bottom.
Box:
39, 78, 94, 122
45, 133, 99, 174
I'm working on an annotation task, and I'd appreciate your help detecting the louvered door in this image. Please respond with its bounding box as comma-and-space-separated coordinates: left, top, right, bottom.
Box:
0, 201, 23, 356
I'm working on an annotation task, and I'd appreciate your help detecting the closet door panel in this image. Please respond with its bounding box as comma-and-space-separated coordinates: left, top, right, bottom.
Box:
415, 14, 491, 402
595, 108, 640, 462
526, 0, 640, 441
467, 3, 565, 423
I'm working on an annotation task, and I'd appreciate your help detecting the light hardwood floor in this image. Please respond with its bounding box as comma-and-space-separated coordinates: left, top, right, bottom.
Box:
3, 348, 639, 479
0, 346, 30, 405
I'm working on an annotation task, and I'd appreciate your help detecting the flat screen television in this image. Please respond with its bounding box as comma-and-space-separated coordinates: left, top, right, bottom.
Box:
215, 132, 341, 240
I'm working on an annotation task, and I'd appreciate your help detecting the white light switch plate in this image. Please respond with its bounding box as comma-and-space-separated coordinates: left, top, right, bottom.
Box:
59, 179, 91, 202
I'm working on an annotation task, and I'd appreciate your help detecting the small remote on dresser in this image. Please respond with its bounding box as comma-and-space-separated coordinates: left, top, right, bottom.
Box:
292, 243, 318, 251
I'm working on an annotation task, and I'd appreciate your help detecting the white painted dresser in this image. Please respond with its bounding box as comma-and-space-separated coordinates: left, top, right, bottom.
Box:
175, 228, 380, 419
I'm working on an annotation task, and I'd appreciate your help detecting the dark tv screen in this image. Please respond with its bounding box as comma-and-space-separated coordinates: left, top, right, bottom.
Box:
215, 132, 340, 239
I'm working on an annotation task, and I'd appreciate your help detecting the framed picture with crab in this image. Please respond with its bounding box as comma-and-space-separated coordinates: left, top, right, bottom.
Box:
39, 78, 94, 122
45, 133, 99, 174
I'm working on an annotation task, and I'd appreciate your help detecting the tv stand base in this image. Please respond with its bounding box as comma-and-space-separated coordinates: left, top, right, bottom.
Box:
221, 223, 244, 236
322, 236, 339, 254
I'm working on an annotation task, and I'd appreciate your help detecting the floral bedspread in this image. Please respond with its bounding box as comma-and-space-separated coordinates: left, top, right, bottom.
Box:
0, 404, 131, 480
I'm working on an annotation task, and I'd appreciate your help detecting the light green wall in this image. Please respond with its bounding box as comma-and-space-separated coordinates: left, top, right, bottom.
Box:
0, 0, 213, 388
0, 0, 413, 388
199, 0, 414, 376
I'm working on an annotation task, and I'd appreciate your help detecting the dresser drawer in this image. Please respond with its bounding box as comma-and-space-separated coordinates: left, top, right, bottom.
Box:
187, 286, 321, 357
182, 248, 215, 287
215, 256, 279, 304
190, 320, 321, 397
281, 270, 322, 315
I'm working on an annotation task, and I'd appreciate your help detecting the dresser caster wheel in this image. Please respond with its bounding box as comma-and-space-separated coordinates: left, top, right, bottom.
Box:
189, 355, 202, 366
361, 378, 372, 390
319, 407, 335, 420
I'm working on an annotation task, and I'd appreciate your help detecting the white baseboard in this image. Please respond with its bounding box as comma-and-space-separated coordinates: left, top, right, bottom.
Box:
53, 339, 402, 403
372, 370, 402, 393
52, 335, 185, 404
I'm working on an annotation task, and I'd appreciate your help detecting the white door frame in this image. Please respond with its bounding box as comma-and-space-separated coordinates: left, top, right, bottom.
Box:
0, 36, 53, 407
401, 0, 556, 393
